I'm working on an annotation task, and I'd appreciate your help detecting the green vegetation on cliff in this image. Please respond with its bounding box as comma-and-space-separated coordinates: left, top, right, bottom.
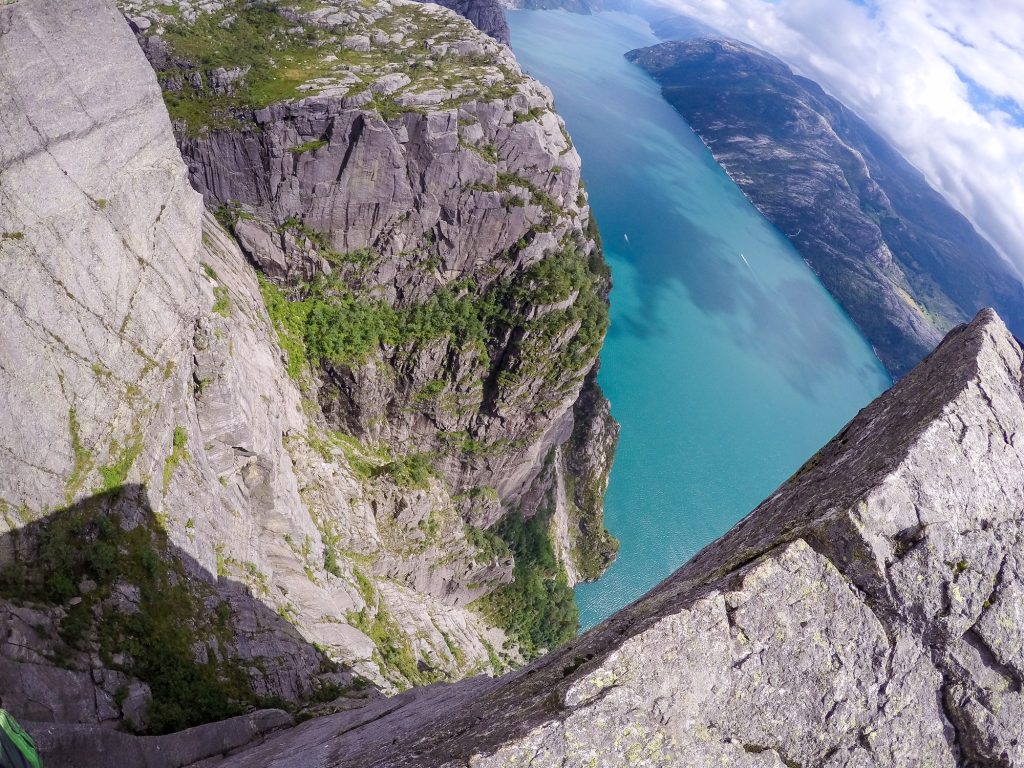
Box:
346, 603, 427, 690
159, 4, 333, 132
261, 273, 497, 371
475, 510, 577, 659
146, 0, 524, 135
260, 241, 607, 393
0, 490, 268, 734
564, 471, 619, 582
345, 567, 443, 690
505, 241, 609, 390
565, 391, 619, 582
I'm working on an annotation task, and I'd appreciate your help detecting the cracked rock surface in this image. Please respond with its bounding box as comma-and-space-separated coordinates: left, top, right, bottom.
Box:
198, 309, 1024, 766
1, 0, 618, 747
0, 0, 510, 731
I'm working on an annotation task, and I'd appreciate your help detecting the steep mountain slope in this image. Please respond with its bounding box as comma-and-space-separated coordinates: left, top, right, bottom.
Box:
121, 0, 617, 579
627, 37, 1024, 377
0, 0, 347, 732
0, 0, 616, 743
172, 308, 1024, 768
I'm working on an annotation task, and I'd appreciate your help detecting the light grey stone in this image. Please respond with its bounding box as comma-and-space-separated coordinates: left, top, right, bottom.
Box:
0, 0, 608, 729
194, 310, 1024, 767
343, 34, 371, 51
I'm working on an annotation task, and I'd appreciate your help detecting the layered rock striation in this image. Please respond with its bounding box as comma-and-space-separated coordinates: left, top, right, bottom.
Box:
0, 0, 616, 746
123, 0, 616, 538
627, 37, 1024, 378
187, 308, 1024, 766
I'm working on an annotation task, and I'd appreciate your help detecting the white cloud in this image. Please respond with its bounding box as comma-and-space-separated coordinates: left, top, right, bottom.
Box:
648, 0, 1024, 273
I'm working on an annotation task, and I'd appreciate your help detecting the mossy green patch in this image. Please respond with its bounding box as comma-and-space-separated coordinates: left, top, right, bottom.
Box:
513, 106, 547, 123
288, 138, 328, 155
262, 272, 498, 372
98, 435, 144, 494
473, 508, 577, 659
464, 523, 511, 563
0, 491, 266, 734
260, 274, 311, 380
345, 567, 429, 686
65, 407, 94, 504
212, 285, 232, 317
162, 426, 190, 493
381, 452, 436, 489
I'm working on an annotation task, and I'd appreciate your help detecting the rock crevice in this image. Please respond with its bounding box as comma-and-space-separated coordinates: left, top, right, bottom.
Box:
193, 309, 1024, 767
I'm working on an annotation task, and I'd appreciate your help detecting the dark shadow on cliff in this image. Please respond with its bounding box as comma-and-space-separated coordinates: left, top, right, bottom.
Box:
0, 484, 367, 738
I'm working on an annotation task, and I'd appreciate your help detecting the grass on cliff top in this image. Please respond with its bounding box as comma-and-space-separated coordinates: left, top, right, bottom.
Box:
154, 0, 523, 134
159, 4, 347, 132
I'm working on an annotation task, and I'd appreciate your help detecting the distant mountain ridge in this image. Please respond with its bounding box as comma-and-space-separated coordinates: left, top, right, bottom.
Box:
627, 36, 1024, 376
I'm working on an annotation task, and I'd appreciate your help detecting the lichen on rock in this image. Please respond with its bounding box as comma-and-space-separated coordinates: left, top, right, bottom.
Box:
0, 0, 619, 749
193, 310, 1024, 767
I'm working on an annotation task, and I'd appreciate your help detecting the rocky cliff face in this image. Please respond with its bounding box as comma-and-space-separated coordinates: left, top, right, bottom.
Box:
418, 0, 509, 43
0, 0, 616, 747
122, 0, 615, 535
7, 1, 1024, 765
127, 0, 619, 607
627, 37, 1024, 378
169, 308, 1024, 767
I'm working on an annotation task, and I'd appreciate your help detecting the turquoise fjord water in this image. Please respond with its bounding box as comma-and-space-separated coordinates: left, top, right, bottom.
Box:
508, 10, 892, 629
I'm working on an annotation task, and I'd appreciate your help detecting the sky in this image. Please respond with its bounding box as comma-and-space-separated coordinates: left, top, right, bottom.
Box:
649, 0, 1024, 273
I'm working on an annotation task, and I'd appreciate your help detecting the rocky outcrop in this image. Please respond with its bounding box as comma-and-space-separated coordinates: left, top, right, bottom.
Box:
173, 308, 1024, 766
28, 709, 294, 768
418, 0, 509, 43
0, 0, 367, 727
560, 370, 619, 584
0, 0, 617, 743
123, 0, 616, 521
122, 0, 618, 635
627, 37, 1024, 378
0, 0, 504, 732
